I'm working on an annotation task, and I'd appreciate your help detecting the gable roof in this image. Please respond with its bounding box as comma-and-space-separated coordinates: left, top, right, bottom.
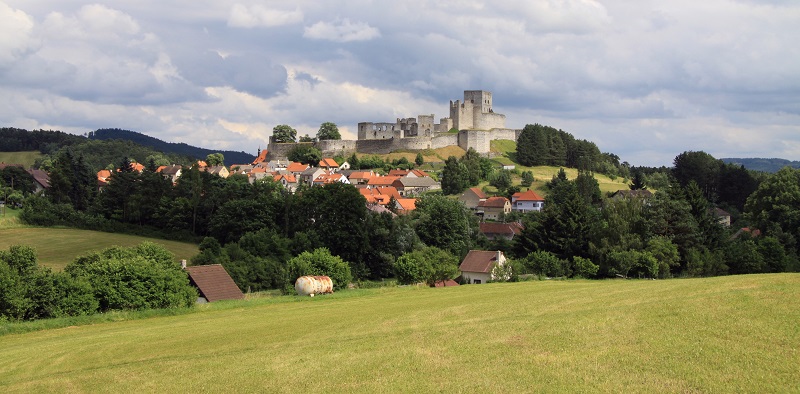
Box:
433, 279, 459, 287
159, 165, 182, 176
512, 189, 545, 202
319, 158, 338, 168
368, 175, 400, 187
478, 196, 509, 208
27, 169, 50, 188
479, 222, 523, 237
393, 176, 438, 188
612, 189, 653, 198
252, 149, 269, 164
395, 198, 417, 211
287, 162, 310, 173
459, 250, 503, 274
184, 264, 244, 302
465, 187, 487, 199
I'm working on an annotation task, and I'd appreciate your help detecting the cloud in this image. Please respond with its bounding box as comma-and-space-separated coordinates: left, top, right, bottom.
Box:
227, 4, 303, 28
0, 3, 38, 67
304, 19, 381, 42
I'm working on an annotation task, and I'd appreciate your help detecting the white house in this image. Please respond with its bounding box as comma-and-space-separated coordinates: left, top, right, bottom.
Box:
511, 189, 545, 212
459, 250, 508, 284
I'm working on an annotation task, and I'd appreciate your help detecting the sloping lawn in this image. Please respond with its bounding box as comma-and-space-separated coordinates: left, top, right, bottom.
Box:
0, 274, 797, 392
0, 227, 198, 270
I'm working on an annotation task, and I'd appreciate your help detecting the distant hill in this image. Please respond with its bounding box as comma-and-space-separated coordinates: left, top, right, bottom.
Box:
88, 128, 256, 165
721, 158, 800, 173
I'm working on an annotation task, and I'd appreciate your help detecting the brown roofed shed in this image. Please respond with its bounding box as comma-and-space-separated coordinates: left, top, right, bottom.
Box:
185, 264, 244, 302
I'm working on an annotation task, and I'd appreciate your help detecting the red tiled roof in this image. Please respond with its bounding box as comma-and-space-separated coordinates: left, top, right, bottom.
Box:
396, 198, 417, 211
97, 169, 112, 181
478, 196, 509, 208
459, 250, 503, 274
252, 149, 269, 164
184, 264, 244, 302
467, 187, 487, 199
479, 222, 523, 236
388, 169, 410, 176
287, 162, 309, 173
512, 189, 544, 202
412, 169, 430, 177
155, 165, 167, 173
433, 280, 459, 287
368, 176, 400, 186
319, 158, 338, 168
274, 174, 297, 183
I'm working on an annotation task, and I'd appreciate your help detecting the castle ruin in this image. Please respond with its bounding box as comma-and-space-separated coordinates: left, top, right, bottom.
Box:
267, 90, 521, 160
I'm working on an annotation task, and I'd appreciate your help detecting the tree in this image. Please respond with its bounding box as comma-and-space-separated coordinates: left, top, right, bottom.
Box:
272, 124, 297, 143
413, 195, 479, 257
205, 153, 224, 167
524, 250, 568, 277
299, 134, 315, 142
316, 122, 341, 141
441, 156, 469, 195
286, 248, 353, 291
521, 171, 534, 187
415, 152, 424, 166
393, 247, 459, 286
673, 151, 721, 201
572, 256, 599, 278
490, 170, 512, 194
629, 169, 647, 190
287, 145, 322, 165
646, 236, 680, 278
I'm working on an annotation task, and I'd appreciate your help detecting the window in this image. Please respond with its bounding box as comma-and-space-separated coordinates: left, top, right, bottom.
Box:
473, 279, 482, 284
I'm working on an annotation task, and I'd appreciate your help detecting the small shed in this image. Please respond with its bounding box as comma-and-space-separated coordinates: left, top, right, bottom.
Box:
184, 264, 244, 303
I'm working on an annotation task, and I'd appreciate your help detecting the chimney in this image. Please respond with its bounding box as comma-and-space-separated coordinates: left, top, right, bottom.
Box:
496, 251, 502, 264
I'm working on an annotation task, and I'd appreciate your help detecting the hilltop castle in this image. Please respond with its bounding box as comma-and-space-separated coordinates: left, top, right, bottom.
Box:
267, 90, 521, 160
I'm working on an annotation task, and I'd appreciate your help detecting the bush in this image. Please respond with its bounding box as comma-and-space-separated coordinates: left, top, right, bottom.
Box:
66, 242, 196, 311
572, 256, 599, 278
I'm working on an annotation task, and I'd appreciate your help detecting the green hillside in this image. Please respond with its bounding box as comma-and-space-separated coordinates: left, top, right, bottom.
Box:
0, 151, 42, 168
0, 274, 797, 392
0, 227, 198, 270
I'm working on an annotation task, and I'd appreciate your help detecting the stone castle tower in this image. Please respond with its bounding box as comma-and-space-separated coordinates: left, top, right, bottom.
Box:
449, 90, 506, 131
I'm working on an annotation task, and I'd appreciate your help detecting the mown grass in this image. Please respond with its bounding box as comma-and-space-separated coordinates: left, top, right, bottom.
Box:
0, 274, 797, 392
0, 227, 199, 270
0, 208, 23, 229
0, 151, 42, 168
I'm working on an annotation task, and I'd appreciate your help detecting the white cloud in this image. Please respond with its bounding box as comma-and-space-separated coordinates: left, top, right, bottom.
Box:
0, 3, 38, 66
227, 4, 303, 28
304, 19, 381, 42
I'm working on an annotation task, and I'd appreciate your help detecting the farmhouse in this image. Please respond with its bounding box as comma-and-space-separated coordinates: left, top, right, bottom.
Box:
511, 189, 545, 212
477, 196, 511, 221
459, 250, 507, 284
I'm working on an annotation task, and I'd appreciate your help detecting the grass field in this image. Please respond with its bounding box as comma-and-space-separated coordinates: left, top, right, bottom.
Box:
0, 227, 199, 270
0, 274, 797, 392
0, 151, 42, 168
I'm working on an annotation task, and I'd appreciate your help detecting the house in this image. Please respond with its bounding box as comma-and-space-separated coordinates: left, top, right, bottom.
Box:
611, 189, 653, 199
319, 158, 339, 172
273, 174, 299, 192
712, 207, 731, 227
313, 172, 350, 186
157, 165, 182, 183
184, 264, 244, 303
459, 250, 508, 284
477, 196, 511, 221
266, 160, 289, 172
204, 166, 230, 178
479, 222, 524, 241
394, 198, 417, 214
731, 227, 761, 240
97, 169, 112, 189
347, 171, 375, 185
367, 203, 396, 217
368, 175, 400, 188
459, 187, 487, 209
391, 176, 440, 196
27, 169, 50, 193
359, 186, 401, 205
338, 161, 351, 171
300, 167, 326, 185
229, 164, 253, 176
247, 167, 270, 183
287, 162, 310, 175
511, 189, 545, 212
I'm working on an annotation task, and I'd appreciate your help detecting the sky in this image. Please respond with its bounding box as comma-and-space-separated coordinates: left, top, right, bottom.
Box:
1, 1, 798, 167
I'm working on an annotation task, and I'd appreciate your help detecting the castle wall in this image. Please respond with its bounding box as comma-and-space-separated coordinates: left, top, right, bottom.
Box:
431, 133, 458, 149
491, 128, 519, 141
464, 90, 492, 113
356, 138, 396, 155
316, 139, 357, 157
417, 114, 434, 137
359, 122, 398, 140
474, 113, 506, 130
458, 130, 491, 153
435, 118, 453, 133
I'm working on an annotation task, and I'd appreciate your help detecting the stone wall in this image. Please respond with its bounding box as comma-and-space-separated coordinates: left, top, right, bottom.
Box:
356, 138, 396, 155
473, 113, 506, 130
431, 133, 458, 149
316, 139, 357, 157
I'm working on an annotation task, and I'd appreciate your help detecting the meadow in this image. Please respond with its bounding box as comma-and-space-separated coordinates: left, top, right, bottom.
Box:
0, 216, 199, 270
0, 274, 797, 392
0, 151, 42, 168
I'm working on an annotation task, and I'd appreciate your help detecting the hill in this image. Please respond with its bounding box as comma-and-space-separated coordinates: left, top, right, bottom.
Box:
1, 274, 796, 392
88, 128, 255, 165
722, 157, 800, 173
